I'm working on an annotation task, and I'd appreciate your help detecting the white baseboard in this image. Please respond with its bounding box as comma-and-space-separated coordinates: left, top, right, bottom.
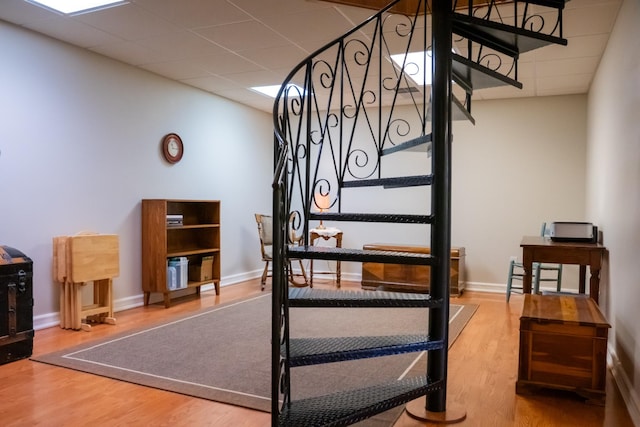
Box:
609, 346, 640, 425
222, 270, 261, 286
33, 272, 254, 331
33, 312, 61, 331
27, 278, 538, 330
464, 281, 506, 294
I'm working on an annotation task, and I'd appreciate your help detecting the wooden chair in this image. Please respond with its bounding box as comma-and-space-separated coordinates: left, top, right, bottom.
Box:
506, 223, 563, 302
506, 258, 533, 302
254, 213, 308, 291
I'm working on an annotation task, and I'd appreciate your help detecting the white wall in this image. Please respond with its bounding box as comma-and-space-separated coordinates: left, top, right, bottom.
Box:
0, 22, 273, 325
451, 95, 588, 288
0, 19, 590, 329
334, 95, 588, 291
587, 0, 640, 421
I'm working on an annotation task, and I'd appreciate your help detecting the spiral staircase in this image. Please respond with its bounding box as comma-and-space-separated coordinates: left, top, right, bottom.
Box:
270, 0, 568, 425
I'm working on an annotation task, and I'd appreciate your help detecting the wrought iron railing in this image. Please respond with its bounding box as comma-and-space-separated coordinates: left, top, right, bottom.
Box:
272, 0, 565, 234
270, 0, 567, 423
273, 0, 433, 234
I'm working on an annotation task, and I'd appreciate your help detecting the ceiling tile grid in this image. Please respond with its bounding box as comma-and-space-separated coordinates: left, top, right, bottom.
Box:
0, 0, 623, 112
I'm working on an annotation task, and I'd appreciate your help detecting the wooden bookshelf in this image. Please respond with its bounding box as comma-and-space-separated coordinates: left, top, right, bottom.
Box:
141, 199, 220, 308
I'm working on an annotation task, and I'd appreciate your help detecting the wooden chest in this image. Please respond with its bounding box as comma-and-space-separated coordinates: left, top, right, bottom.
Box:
517, 294, 610, 404
361, 244, 465, 295
0, 246, 34, 365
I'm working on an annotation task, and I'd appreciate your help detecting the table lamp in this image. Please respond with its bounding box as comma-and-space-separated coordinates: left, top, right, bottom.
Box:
315, 193, 331, 229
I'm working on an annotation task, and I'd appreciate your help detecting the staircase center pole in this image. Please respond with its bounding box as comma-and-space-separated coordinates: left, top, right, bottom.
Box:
427, 0, 452, 414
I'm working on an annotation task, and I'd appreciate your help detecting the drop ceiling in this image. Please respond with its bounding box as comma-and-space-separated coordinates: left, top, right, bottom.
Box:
0, 0, 622, 113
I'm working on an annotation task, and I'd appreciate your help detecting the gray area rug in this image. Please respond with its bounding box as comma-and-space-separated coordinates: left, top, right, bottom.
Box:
33, 293, 476, 425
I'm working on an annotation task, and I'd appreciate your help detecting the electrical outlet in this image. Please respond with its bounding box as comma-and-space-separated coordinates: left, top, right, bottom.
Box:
509, 255, 518, 262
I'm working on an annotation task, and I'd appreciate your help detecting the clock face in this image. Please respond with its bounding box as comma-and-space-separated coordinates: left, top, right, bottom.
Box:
168, 140, 179, 156
162, 133, 183, 163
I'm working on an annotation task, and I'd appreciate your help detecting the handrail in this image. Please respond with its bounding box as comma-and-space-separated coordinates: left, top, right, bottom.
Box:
272, 0, 403, 146
271, 142, 289, 188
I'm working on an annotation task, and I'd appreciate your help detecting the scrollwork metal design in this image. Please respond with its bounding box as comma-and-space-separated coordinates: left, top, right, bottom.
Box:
270, 1, 568, 422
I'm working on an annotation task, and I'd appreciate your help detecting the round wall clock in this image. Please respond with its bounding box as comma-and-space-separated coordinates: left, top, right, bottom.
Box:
161, 133, 184, 164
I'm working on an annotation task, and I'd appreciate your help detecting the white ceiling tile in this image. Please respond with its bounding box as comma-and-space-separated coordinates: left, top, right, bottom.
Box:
536, 87, 587, 97
238, 45, 309, 70
21, 14, 123, 47
0, 0, 59, 25
223, 69, 285, 87
218, 89, 276, 112
564, 3, 621, 36
564, 0, 621, 9
134, 0, 253, 28
259, 7, 354, 45
536, 73, 592, 92
73, 3, 179, 41
0, 0, 621, 113
180, 74, 241, 92
535, 56, 600, 78
220, 87, 270, 102
195, 53, 265, 75
531, 34, 610, 61
515, 61, 535, 79
229, 0, 333, 19
332, 3, 379, 25
194, 20, 292, 52
135, 31, 228, 61
90, 41, 165, 66
140, 60, 209, 81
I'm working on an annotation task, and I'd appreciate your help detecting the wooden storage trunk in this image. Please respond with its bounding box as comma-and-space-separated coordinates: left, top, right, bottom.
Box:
517, 294, 610, 404
0, 246, 34, 365
361, 243, 465, 295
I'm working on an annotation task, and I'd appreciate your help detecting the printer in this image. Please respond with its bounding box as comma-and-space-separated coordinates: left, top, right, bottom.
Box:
548, 222, 598, 243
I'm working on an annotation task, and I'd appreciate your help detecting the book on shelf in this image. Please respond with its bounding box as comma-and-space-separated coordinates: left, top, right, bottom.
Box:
167, 257, 188, 290
166, 214, 183, 227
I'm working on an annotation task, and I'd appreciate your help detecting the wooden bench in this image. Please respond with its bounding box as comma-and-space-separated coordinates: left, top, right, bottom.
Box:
517, 294, 610, 404
361, 244, 465, 295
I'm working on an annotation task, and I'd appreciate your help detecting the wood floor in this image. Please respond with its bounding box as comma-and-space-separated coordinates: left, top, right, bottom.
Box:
0, 279, 634, 426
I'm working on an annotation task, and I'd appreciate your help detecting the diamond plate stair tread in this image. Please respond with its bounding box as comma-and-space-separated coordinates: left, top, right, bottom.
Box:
278, 375, 443, 427
309, 212, 432, 224
288, 288, 442, 308
287, 246, 434, 265
288, 334, 444, 366
341, 175, 432, 188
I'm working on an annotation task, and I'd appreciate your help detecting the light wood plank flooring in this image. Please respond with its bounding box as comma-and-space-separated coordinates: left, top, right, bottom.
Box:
0, 279, 633, 426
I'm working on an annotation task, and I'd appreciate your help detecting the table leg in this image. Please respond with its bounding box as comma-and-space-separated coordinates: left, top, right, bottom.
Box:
336, 233, 342, 288
579, 265, 586, 294
522, 249, 533, 294
309, 233, 317, 288
590, 266, 601, 304
310, 259, 314, 288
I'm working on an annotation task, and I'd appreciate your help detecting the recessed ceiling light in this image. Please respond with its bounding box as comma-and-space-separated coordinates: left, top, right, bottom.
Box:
251, 84, 306, 98
26, 0, 128, 15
